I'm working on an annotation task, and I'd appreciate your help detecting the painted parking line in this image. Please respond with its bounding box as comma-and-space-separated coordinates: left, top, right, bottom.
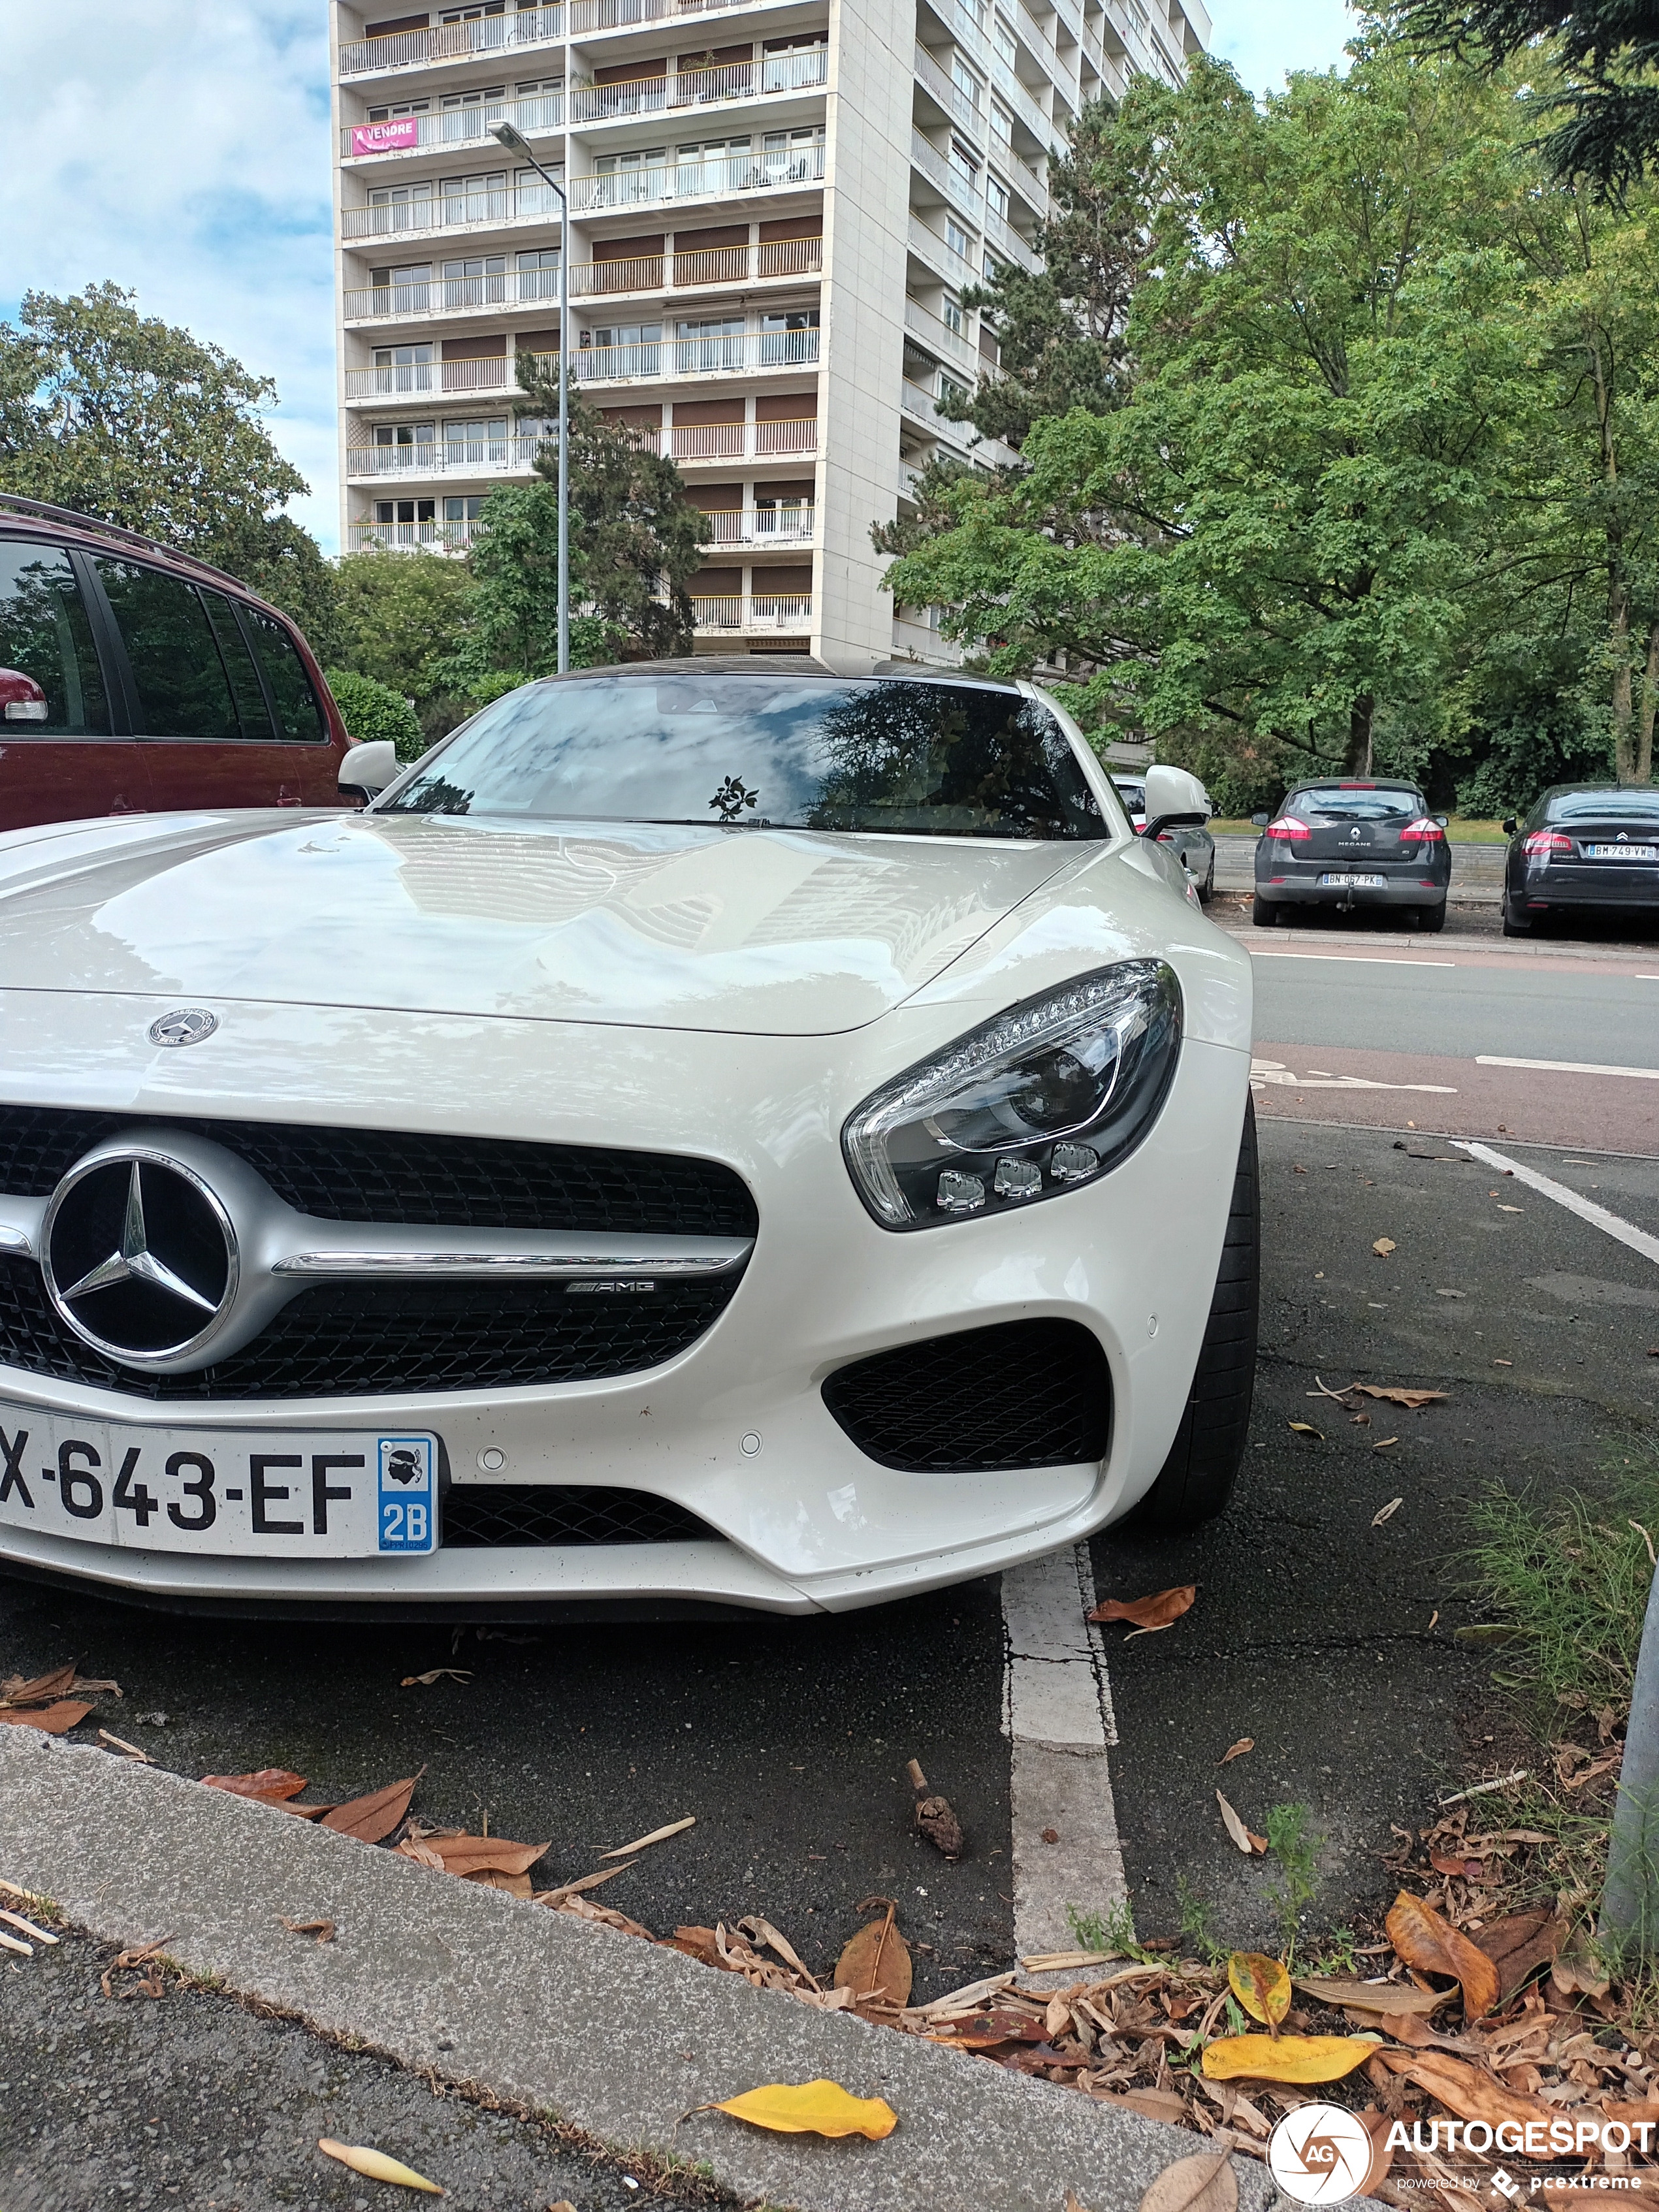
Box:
1455, 1140, 1659, 1267
1475, 1055, 1659, 1081
1000, 1545, 1124, 1982
1251, 1057, 1458, 1095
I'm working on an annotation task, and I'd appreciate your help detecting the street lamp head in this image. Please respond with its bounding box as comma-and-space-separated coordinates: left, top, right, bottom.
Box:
492, 121, 532, 157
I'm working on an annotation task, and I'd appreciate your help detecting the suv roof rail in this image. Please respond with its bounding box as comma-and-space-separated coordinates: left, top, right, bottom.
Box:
0, 494, 251, 594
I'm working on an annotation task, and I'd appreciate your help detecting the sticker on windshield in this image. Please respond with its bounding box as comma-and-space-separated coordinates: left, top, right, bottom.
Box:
378, 1435, 435, 1553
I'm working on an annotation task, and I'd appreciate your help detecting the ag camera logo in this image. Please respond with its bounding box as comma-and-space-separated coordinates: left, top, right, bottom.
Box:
1268, 2104, 1375, 2204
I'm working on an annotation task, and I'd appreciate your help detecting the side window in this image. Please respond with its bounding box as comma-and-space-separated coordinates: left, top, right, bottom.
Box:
95, 560, 240, 740
0, 539, 111, 736
200, 591, 276, 741
244, 609, 328, 743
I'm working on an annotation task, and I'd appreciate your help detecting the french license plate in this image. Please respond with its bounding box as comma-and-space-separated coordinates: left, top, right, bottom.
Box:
1587, 843, 1658, 860
0, 1403, 438, 1558
1319, 872, 1387, 888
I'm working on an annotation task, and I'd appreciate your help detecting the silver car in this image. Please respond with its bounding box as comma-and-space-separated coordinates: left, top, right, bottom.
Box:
1113, 775, 1216, 903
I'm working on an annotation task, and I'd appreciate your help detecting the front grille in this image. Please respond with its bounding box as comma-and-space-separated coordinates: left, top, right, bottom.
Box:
0, 1262, 739, 1401
822, 1319, 1111, 1473
0, 1108, 756, 1237
442, 1484, 718, 1547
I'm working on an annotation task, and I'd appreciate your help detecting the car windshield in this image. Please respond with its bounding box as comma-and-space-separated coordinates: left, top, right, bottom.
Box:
1547, 790, 1659, 822
1286, 786, 1423, 823
380, 673, 1109, 840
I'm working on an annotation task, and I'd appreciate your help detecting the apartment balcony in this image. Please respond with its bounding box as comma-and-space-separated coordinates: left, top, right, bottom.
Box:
904, 297, 979, 381
910, 130, 982, 228
912, 42, 983, 137
567, 46, 826, 125
701, 505, 816, 548
342, 178, 564, 242
664, 419, 819, 462
347, 517, 477, 552
342, 330, 820, 393
984, 204, 1039, 270
692, 592, 813, 634
340, 5, 564, 77
568, 142, 826, 214
345, 436, 551, 480
908, 213, 979, 289
344, 270, 568, 325
342, 89, 562, 160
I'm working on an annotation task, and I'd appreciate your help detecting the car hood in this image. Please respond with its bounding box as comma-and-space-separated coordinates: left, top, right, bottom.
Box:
0, 810, 1097, 1037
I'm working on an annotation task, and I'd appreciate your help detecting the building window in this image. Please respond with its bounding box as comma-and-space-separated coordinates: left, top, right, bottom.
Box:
440, 253, 506, 306
442, 416, 511, 458
516, 245, 561, 298
950, 54, 984, 111
584, 324, 662, 376
367, 98, 430, 121
939, 374, 970, 411
949, 139, 980, 194
759, 306, 819, 363
942, 292, 964, 336
376, 499, 438, 522
985, 172, 1009, 221
440, 5, 505, 21
443, 495, 487, 521
993, 14, 1016, 65
946, 214, 972, 259
440, 170, 506, 219
371, 263, 433, 310
991, 101, 1012, 146
678, 313, 747, 369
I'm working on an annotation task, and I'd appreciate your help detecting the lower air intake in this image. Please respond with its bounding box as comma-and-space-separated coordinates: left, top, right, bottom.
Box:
442, 1484, 720, 1548
822, 1318, 1111, 1473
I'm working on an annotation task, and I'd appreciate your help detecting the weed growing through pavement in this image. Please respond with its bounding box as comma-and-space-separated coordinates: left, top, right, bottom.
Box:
1306, 1925, 1359, 1976
1175, 1874, 1229, 1968
1262, 1803, 1319, 1964
1065, 1898, 1157, 1961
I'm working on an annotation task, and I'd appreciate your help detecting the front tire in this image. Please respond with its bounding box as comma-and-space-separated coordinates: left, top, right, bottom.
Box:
1135, 1098, 1259, 1532
1251, 893, 1279, 927
1198, 857, 1216, 905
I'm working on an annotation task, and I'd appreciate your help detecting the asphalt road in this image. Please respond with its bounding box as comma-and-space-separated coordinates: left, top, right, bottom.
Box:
6, 944, 1659, 2205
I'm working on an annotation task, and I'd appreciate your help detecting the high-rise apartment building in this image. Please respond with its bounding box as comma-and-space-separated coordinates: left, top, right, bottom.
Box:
329, 0, 1207, 669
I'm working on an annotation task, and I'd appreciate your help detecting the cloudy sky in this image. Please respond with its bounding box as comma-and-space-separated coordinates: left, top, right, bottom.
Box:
0, 1, 1356, 556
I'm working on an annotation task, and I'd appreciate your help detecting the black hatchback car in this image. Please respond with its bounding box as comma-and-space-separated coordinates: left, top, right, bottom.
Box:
1251, 779, 1452, 931
1502, 783, 1659, 935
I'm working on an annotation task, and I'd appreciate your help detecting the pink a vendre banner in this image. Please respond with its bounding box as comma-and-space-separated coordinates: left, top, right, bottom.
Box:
351, 117, 419, 155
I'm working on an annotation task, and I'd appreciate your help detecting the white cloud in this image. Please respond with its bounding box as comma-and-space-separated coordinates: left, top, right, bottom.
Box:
0, 0, 338, 549
1209, 0, 1357, 93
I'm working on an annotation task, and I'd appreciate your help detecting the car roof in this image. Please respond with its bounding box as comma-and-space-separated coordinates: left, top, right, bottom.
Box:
1285, 777, 1422, 793
0, 494, 263, 601
539, 655, 1025, 694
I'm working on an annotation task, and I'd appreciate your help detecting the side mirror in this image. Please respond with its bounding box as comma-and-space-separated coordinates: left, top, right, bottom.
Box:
338, 740, 399, 799
0, 667, 47, 723
1251, 812, 1270, 829
1435, 814, 1450, 829
1142, 762, 1209, 845
1502, 816, 1517, 835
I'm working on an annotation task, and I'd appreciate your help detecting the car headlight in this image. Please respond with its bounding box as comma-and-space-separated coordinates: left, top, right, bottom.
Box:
842, 960, 1183, 1230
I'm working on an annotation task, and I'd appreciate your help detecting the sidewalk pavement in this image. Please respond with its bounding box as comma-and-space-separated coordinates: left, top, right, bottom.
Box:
1, 1729, 1286, 2212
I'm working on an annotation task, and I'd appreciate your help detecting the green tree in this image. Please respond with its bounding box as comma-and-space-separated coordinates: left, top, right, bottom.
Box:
1398, 1, 1659, 193
333, 547, 476, 705
323, 667, 425, 760
437, 480, 612, 688
884, 44, 1547, 788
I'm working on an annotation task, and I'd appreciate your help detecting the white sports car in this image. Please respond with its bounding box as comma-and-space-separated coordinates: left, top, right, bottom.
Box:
0, 659, 1255, 1618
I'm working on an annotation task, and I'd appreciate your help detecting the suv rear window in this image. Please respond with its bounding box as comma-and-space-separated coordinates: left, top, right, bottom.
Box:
0, 540, 110, 736
382, 674, 1107, 839
245, 608, 328, 743
96, 559, 248, 741
1286, 785, 1423, 822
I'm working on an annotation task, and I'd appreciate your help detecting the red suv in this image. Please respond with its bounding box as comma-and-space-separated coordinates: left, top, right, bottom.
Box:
0, 497, 357, 830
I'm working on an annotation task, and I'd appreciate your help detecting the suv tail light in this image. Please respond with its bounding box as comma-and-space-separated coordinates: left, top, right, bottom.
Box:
1401, 816, 1444, 842
1523, 830, 1573, 857
1264, 816, 1311, 841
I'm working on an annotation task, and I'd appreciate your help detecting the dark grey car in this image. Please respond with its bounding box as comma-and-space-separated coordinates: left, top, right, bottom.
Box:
1502, 783, 1659, 936
1251, 778, 1451, 931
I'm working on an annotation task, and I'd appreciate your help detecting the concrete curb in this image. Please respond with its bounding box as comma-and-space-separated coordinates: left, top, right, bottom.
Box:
1221, 922, 1658, 964
1, 1730, 1282, 2212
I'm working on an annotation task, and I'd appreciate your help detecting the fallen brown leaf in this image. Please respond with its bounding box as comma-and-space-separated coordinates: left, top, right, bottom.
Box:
833, 1900, 912, 2009
1373, 1238, 1396, 1257
601, 1814, 695, 1859
321, 1772, 421, 1844
400, 1669, 472, 1688
1136, 2150, 1237, 2212
1550, 1936, 1611, 2000
1087, 1586, 1195, 1630
280, 1917, 336, 1943
1372, 1498, 1404, 1526
1386, 1892, 1500, 2020
1375, 2049, 1554, 2148
1217, 1739, 1253, 1765
1470, 1909, 1564, 2002
0, 1700, 91, 1735
202, 1769, 310, 1803
395, 1835, 549, 1880
0, 1664, 78, 1707
97, 1730, 152, 1761
1216, 1791, 1266, 1855
1352, 1385, 1450, 1409
1428, 1852, 1487, 1880
1293, 1976, 1445, 2018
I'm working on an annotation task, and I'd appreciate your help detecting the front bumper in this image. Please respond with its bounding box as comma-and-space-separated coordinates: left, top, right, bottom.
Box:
0, 997, 1251, 1616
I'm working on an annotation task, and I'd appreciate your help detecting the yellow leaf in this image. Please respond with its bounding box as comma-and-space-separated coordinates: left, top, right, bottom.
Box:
1373, 1238, 1396, 1256
711, 2079, 898, 2140
1288, 1422, 1323, 1440
1202, 2034, 1376, 2084
317, 2139, 443, 2192
1227, 1951, 1291, 2027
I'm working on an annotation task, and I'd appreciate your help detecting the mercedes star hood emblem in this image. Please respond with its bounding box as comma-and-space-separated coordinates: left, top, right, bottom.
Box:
148, 1008, 218, 1048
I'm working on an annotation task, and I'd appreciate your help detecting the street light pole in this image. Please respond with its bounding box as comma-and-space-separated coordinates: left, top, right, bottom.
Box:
492, 121, 568, 673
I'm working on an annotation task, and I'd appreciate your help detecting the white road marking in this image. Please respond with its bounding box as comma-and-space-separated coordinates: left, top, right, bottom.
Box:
1246, 950, 1456, 966
1001, 1544, 1125, 1981
1455, 1142, 1659, 1267
1476, 1055, 1659, 1081
1250, 1058, 1457, 1095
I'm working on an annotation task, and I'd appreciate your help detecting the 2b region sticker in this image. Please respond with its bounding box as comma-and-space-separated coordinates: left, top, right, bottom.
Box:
1269, 2105, 1376, 2204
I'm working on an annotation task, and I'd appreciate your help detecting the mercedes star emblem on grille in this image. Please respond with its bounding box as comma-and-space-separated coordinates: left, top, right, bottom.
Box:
148, 1008, 218, 1048
43, 1152, 237, 1365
